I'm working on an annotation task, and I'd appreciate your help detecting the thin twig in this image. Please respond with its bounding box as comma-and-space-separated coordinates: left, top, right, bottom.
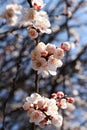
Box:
35, 71, 39, 93
27, 0, 33, 8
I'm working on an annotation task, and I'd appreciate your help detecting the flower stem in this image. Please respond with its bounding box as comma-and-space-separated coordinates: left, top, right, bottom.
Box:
35, 71, 39, 93
31, 123, 35, 130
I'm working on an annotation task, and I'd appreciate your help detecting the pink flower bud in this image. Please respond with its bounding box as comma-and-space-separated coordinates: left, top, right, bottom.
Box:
57, 91, 64, 98
67, 97, 74, 103
51, 93, 57, 99
32, 0, 44, 10
33, 3, 41, 10
61, 42, 71, 51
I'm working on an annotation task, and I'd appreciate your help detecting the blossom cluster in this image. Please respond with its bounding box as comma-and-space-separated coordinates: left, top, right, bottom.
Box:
0, 0, 51, 38
2, 4, 22, 26
23, 92, 74, 128
24, 8, 51, 38
22, 0, 51, 39
31, 42, 70, 77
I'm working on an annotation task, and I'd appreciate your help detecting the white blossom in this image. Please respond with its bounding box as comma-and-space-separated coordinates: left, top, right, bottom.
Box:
28, 27, 38, 39
46, 44, 56, 55
6, 4, 22, 14
48, 55, 63, 75
32, 57, 47, 72
31, 48, 41, 61
46, 98, 58, 116
34, 11, 51, 34
4, 4, 21, 25
29, 110, 46, 125
54, 48, 64, 59
60, 99, 67, 109
26, 93, 42, 106
52, 115, 63, 128
35, 42, 47, 54
21, 8, 36, 25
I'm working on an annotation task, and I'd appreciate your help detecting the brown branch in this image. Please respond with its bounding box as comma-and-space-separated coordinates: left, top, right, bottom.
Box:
0, 25, 29, 38
35, 71, 39, 93
27, 0, 32, 8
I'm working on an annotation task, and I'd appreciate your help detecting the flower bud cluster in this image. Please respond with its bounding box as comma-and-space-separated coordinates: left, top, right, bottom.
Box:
51, 91, 74, 109
31, 42, 70, 77
23, 92, 74, 128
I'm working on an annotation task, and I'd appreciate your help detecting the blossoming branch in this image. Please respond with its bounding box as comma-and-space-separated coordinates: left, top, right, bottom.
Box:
0, 0, 74, 129
23, 92, 74, 128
